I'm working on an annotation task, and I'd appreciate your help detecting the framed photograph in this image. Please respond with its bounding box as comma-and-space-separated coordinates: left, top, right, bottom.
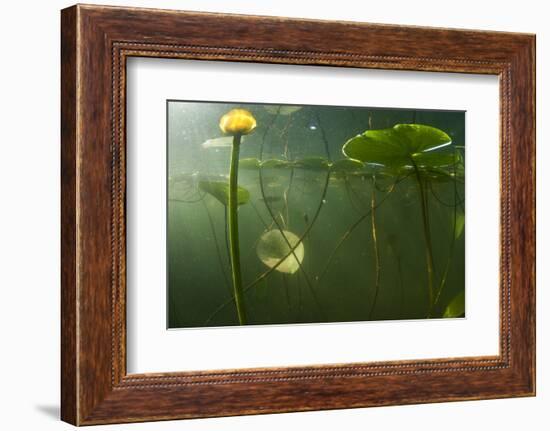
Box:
61, 4, 535, 425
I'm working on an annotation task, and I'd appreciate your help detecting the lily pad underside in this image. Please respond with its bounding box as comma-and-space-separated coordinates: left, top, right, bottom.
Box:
198, 180, 250, 206
443, 290, 465, 318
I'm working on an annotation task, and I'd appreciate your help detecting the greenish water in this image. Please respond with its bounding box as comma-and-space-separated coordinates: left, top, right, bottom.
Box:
167, 101, 465, 328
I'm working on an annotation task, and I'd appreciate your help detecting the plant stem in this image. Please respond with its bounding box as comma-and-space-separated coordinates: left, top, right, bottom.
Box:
433, 162, 460, 313
412, 163, 435, 316
317, 175, 405, 284
368, 176, 381, 319
410, 115, 436, 313
228, 135, 247, 325
433, 196, 457, 313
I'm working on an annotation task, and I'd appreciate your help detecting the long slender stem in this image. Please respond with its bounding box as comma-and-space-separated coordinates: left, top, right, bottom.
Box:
249, 200, 269, 230
409, 113, 436, 314
223, 206, 230, 267
282, 168, 295, 228
368, 176, 381, 319
412, 162, 435, 316
316, 175, 406, 284
228, 135, 247, 325
433, 162, 460, 312
344, 175, 366, 214
433, 193, 457, 312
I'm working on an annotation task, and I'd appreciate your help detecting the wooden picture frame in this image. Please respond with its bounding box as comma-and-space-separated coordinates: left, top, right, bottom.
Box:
61, 4, 536, 425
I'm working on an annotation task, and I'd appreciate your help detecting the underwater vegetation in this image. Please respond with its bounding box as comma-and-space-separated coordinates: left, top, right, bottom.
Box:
167, 101, 465, 328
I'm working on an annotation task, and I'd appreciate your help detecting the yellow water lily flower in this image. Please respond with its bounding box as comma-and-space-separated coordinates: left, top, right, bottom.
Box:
219, 109, 257, 135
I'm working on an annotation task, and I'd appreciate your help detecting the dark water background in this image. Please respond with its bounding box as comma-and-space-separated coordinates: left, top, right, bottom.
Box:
167, 101, 465, 328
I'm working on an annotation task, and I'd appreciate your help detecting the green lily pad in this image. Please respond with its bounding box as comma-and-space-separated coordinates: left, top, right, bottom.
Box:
418, 166, 459, 183
454, 211, 465, 240
412, 147, 460, 168
260, 159, 292, 169
256, 229, 305, 274
342, 124, 452, 169
239, 158, 260, 170
443, 291, 465, 318
264, 105, 302, 116
454, 155, 465, 181
395, 124, 452, 153
379, 164, 414, 178
330, 158, 365, 173
198, 180, 250, 206
293, 156, 330, 171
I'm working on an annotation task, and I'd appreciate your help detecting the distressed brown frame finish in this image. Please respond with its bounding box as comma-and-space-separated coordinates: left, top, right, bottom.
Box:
61, 4, 535, 426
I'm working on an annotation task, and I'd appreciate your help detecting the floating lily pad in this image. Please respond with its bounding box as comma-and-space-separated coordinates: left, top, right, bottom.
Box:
293, 156, 330, 171
201, 136, 247, 149
454, 156, 465, 181
412, 147, 460, 168
256, 229, 304, 274
342, 162, 394, 182
380, 164, 415, 178
443, 291, 465, 318
198, 180, 250, 206
264, 105, 302, 116
260, 159, 292, 169
454, 211, 465, 240
418, 166, 459, 183
330, 158, 365, 173
239, 157, 260, 170
168, 172, 197, 184
342, 124, 453, 169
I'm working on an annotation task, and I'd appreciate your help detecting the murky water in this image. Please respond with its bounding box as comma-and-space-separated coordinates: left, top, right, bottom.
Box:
167, 101, 465, 328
